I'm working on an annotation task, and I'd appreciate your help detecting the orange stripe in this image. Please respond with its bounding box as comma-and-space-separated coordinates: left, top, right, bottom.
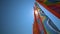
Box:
33, 6, 40, 34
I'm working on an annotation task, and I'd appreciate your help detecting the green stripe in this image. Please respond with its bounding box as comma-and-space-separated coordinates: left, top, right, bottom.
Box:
44, 0, 60, 5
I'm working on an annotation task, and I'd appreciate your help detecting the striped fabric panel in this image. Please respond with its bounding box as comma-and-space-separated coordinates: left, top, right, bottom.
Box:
33, 2, 60, 34
36, 0, 60, 18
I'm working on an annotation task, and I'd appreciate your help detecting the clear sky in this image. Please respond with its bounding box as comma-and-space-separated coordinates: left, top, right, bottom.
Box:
0, 0, 35, 34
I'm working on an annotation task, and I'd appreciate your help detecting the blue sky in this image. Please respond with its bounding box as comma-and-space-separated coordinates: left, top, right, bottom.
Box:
1, 0, 35, 34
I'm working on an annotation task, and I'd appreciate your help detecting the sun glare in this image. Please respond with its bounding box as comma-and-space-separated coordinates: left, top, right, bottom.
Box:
35, 10, 38, 15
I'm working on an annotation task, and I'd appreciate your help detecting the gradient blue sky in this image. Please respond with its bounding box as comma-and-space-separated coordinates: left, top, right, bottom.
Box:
1, 0, 35, 34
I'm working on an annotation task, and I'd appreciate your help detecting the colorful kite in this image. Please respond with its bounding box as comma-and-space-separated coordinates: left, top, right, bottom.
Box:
33, 0, 60, 34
